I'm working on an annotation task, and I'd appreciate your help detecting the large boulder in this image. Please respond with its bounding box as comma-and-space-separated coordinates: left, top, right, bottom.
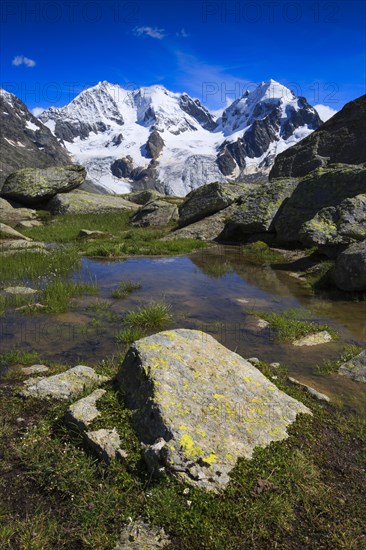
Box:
1, 165, 86, 206
117, 329, 311, 490
164, 204, 237, 241
299, 194, 366, 257
130, 200, 179, 227
45, 190, 138, 215
330, 242, 366, 291
270, 94, 366, 179
123, 189, 165, 205
178, 182, 250, 227
274, 164, 366, 244
222, 179, 298, 239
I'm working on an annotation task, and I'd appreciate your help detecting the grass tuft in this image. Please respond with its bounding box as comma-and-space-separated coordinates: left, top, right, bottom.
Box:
125, 302, 172, 330
112, 280, 142, 299
43, 280, 99, 314
241, 241, 284, 265
250, 308, 337, 342
116, 327, 146, 345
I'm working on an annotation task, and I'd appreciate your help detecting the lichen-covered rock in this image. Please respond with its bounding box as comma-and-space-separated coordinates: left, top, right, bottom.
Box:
0, 223, 31, 241
338, 350, 366, 383
21, 365, 49, 375
45, 189, 138, 214
222, 179, 298, 238
0, 200, 38, 225
299, 194, 366, 257
130, 200, 178, 227
65, 389, 106, 431
1, 165, 86, 206
0, 240, 47, 253
20, 365, 108, 400
178, 182, 249, 227
164, 204, 237, 241
78, 229, 109, 239
331, 242, 366, 291
115, 518, 170, 549
117, 329, 311, 490
85, 428, 127, 463
274, 164, 366, 244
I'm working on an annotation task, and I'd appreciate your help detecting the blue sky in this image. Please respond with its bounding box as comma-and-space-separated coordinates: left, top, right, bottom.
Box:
1, 0, 365, 113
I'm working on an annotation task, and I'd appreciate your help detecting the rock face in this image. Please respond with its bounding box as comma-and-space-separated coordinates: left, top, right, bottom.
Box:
0, 88, 71, 188
111, 156, 134, 178
0, 199, 38, 225
299, 194, 366, 257
178, 182, 248, 227
274, 164, 366, 244
222, 179, 298, 239
331, 242, 366, 291
45, 189, 138, 214
270, 94, 366, 179
1, 165, 86, 206
117, 329, 311, 490
338, 350, 366, 383
20, 365, 108, 400
130, 200, 179, 227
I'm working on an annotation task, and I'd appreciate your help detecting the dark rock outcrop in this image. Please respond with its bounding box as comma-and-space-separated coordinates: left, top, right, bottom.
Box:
270, 94, 366, 179
111, 156, 134, 178
145, 130, 165, 159
179, 93, 217, 131
0, 88, 71, 188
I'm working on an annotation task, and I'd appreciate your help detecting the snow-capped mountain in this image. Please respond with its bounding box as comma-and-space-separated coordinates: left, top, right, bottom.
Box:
39, 79, 322, 196
0, 88, 71, 188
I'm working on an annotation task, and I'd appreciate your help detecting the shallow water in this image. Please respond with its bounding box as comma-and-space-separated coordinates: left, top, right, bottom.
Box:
1, 245, 365, 412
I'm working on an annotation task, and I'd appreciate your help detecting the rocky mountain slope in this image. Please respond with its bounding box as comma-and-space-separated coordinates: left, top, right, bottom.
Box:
269, 94, 366, 179
39, 80, 322, 196
0, 89, 71, 189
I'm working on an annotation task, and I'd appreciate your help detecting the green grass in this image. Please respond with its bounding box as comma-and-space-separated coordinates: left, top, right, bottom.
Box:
21, 212, 208, 258
241, 241, 284, 265
316, 344, 363, 374
250, 308, 337, 342
112, 280, 142, 299
125, 302, 172, 330
43, 280, 99, 314
0, 349, 41, 367
0, 248, 81, 284
116, 327, 146, 345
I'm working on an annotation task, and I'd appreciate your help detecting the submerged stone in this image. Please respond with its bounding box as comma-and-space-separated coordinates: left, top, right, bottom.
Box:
292, 331, 333, 347
338, 350, 366, 383
117, 329, 311, 490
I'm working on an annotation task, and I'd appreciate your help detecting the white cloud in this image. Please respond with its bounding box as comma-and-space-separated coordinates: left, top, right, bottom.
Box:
32, 107, 45, 117
314, 104, 338, 122
176, 29, 189, 38
133, 26, 166, 40
12, 55, 36, 68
